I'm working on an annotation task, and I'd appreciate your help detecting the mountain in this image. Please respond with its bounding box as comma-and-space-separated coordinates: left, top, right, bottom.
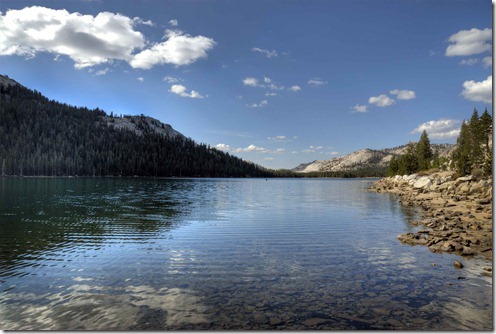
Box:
292, 144, 456, 173
0, 74, 271, 178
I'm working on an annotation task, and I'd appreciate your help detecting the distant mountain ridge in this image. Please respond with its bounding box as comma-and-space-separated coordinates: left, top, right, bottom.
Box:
292, 144, 456, 173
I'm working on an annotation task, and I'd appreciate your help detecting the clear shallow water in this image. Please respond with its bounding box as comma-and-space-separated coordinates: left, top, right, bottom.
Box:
0, 177, 492, 330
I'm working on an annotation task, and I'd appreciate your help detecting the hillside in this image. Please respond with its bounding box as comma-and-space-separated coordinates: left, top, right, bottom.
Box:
292, 144, 456, 173
0, 75, 271, 178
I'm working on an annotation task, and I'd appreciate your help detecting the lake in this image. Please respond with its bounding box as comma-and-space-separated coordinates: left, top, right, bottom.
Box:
0, 177, 492, 330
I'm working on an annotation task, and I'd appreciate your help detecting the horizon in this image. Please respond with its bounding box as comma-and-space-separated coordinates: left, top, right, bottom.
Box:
0, 0, 492, 169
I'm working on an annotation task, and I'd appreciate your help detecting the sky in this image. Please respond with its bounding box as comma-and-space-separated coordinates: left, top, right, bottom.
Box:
0, 0, 492, 169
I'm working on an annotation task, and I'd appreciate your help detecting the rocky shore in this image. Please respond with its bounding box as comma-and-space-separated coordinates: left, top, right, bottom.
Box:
369, 171, 493, 264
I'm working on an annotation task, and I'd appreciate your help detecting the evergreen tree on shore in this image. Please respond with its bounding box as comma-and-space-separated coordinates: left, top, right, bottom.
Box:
452, 108, 492, 176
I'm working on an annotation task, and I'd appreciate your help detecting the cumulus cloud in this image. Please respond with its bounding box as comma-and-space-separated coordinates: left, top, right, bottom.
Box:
302, 145, 324, 153
411, 119, 462, 139
368, 94, 395, 107
251, 47, 278, 58
265, 92, 277, 97
482, 56, 492, 68
137, 77, 144, 82
459, 58, 479, 66
169, 84, 206, 98
130, 29, 215, 69
242, 76, 284, 90
216, 143, 285, 155
445, 28, 492, 57
169, 19, 178, 26
389, 89, 416, 100
352, 104, 367, 113
215, 143, 232, 151
163, 75, 180, 83
243, 77, 261, 87
308, 78, 327, 87
246, 100, 268, 108
461, 75, 492, 103
133, 17, 154, 26
267, 135, 287, 141
0, 6, 145, 68
0, 6, 215, 70
289, 85, 301, 92
94, 68, 110, 76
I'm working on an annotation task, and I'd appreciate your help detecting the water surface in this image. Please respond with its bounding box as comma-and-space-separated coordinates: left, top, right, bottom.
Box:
0, 178, 492, 330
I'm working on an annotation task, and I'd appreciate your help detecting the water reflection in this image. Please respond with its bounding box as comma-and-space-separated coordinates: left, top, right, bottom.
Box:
0, 178, 492, 330
0, 283, 209, 330
0, 178, 195, 274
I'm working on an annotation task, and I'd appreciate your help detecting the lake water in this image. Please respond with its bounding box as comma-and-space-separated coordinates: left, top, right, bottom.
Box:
0, 177, 492, 330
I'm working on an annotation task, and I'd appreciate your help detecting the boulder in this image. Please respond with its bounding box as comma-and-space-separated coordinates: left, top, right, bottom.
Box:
413, 176, 432, 189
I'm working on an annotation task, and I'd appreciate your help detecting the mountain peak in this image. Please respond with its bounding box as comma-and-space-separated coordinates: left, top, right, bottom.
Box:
0, 74, 20, 87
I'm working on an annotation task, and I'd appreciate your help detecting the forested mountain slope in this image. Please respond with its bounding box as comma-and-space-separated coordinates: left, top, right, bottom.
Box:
0, 75, 271, 177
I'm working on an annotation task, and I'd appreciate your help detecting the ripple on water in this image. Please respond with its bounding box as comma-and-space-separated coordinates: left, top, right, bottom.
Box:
0, 178, 492, 330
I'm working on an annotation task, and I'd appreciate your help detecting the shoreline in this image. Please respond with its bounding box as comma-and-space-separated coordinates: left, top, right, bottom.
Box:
369, 171, 492, 267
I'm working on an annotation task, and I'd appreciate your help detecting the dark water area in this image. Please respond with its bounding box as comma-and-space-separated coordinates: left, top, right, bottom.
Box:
0, 177, 492, 330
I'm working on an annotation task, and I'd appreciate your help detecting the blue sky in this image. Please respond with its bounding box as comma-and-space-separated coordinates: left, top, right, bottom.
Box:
0, 0, 492, 169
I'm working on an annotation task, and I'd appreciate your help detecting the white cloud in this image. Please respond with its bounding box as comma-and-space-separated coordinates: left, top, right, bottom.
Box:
329, 151, 339, 155
133, 17, 154, 26
302, 145, 324, 153
243, 77, 260, 87
352, 104, 367, 113
169, 19, 178, 26
237, 145, 269, 153
163, 75, 180, 83
411, 119, 462, 139
242, 76, 284, 90
216, 143, 284, 155
94, 68, 109, 76
169, 84, 206, 98
445, 28, 492, 57
368, 94, 395, 107
459, 58, 479, 66
482, 56, 492, 68
289, 85, 301, 92
389, 89, 416, 100
268, 83, 284, 91
137, 77, 144, 82
130, 29, 216, 69
267, 135, 293, 142
215, 143, 232, 151
0, 6, 215, 70
265, 92, 277, 97
246, 100, 268, 108
251, 47, 278, 58
461, 75, 492, 103
308, 78, 327, 87
0, 6, 145, 69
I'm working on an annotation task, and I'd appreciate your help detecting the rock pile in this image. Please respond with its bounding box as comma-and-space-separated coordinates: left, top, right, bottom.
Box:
370, 171, 492, 260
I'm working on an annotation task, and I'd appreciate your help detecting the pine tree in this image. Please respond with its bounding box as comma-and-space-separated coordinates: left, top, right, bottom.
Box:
416, 130, 433, 171
387, 156, 399, 176
453, 121, 473, 175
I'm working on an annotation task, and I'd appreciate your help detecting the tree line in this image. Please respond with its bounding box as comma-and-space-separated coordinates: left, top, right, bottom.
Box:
0, 83, 272, 178
387, 109, 492, 177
